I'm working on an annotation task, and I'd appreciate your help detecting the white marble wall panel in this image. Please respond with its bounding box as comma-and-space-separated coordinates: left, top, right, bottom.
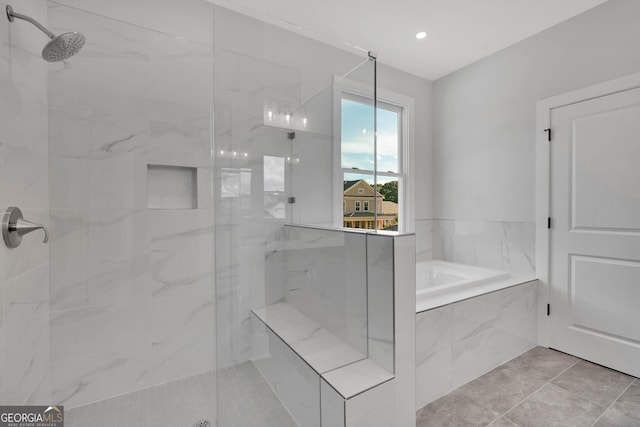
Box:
415, 219, 433, 264
48, 209, 89, 311
46, 2, 214, 408
415, 281, 538, 409
392, 234, 416, 427
265, 226, 368, 358
345, 380, 396, 427
366, 235, 395, 374
433, 219, 535, 277
321, 379, 345, 427
252, 319, 321, 427
0, 0, 50, 405
2, 263, 51, 404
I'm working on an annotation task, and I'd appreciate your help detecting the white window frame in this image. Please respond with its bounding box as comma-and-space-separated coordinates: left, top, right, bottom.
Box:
363, 201, 369, 212
333, 77, 415, 232
355, 201, 361, 211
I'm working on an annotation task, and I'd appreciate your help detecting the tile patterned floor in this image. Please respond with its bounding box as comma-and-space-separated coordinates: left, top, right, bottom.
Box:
65, 371, 215, 427
217, 361, 297, 427
65, 362, 296, 427
416, 347, 640, 427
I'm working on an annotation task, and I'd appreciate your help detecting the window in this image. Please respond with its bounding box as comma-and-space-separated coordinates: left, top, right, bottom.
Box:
339, 91, 405, 231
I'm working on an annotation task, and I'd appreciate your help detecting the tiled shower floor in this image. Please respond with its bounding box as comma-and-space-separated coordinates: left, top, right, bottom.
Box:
65, 362, 296, 427
416, 346, 640, 427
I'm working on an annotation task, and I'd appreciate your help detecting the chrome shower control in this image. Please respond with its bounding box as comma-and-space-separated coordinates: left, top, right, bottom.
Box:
2, 207, 49, 248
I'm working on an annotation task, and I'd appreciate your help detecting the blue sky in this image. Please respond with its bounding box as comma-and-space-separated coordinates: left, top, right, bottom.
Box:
341, 98, 399, 174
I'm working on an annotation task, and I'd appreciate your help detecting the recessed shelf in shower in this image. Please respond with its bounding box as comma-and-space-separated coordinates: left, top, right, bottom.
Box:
147, 164, 198, 209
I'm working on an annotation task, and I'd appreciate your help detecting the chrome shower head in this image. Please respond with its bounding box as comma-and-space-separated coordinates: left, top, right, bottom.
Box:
6, 5, 85, 62
42, 32, 85, 62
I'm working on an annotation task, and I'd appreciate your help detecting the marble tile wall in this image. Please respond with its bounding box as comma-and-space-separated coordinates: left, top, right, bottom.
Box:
265, 226, 368, 357
366, 234, 395, 373
46, 2, 214, 408
392, 233, 417, 426
252, 318, 321, 427
415, 219, 434, 264
433, 219, 535, 277
415, 280, 538, 409
0, 0, 51, 404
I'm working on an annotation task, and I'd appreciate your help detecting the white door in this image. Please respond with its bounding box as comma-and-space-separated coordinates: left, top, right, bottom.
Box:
550, 87, 640, 378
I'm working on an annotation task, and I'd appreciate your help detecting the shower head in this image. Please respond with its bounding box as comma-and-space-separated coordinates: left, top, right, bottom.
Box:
6, 5, 85, 62
42, 32, 85, 62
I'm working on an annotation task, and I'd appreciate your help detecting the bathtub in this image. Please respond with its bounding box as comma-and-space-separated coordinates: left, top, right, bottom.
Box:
416, 260, 509, 299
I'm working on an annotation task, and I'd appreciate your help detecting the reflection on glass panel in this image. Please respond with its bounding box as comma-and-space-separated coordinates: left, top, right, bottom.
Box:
221, 168, 251, 198
341, 98, 399, 174
264, 156, 286, 219
264, 156, 285, 191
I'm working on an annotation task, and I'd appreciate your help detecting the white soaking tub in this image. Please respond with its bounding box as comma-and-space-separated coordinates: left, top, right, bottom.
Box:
416, 260, 509, 301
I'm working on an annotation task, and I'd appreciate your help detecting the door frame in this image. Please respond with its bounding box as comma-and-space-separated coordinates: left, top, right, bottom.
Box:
535, 71, 640, 347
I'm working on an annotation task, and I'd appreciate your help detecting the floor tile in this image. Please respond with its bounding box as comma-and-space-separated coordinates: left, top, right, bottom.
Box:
503, 346, 577, 382
505, 383, 605, 427
551, 360, 634, 407
456, 365, 546, 414
416, 391, 500, 427
488, 417, 518, 427
594, 382, 640, 427
65, 363, 296, 427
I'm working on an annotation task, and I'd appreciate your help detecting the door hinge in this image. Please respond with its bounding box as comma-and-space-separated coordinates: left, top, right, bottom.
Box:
547, 304, 551, 316
547, 217, 551, 229
544, 128, 552, 142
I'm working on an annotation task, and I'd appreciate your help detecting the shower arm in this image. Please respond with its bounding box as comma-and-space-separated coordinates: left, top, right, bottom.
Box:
6, 5, 55, 39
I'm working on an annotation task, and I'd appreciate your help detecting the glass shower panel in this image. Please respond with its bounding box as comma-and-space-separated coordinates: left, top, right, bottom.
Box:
46, 2, 215, 426
213, 16, 378, 424
213, 47, 303, 426
290, 58, 377, 229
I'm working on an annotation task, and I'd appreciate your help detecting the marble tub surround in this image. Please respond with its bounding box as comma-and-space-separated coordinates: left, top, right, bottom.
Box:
0, 0, 50, 404
415, 219, 434, 264
417, 277, 538, 313
416, 347, 640, 427
416, 280, 538, 409
46, 2, 214, 408
433, 219, 535, 278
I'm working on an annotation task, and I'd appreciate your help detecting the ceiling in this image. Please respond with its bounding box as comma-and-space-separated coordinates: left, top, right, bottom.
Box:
213, 0, 608, 80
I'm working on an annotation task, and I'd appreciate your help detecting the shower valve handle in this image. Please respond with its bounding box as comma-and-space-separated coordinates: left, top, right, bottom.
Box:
2, 207, 49, 248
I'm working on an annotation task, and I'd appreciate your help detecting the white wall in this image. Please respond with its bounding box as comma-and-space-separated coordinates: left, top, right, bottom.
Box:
433, 0, 640, 223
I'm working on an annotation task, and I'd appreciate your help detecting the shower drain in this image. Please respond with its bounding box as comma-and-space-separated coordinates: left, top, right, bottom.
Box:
192, 420, 211, 427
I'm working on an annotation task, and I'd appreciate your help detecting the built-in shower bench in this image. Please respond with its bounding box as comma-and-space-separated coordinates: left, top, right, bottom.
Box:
251, 302, 394, 399
252, 225, 416, 426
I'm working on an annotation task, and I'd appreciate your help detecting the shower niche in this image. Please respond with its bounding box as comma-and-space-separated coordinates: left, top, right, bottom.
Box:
147, 164, 198, 209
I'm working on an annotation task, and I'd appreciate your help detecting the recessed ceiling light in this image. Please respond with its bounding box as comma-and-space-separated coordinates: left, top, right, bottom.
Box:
416, 31, 427, 40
